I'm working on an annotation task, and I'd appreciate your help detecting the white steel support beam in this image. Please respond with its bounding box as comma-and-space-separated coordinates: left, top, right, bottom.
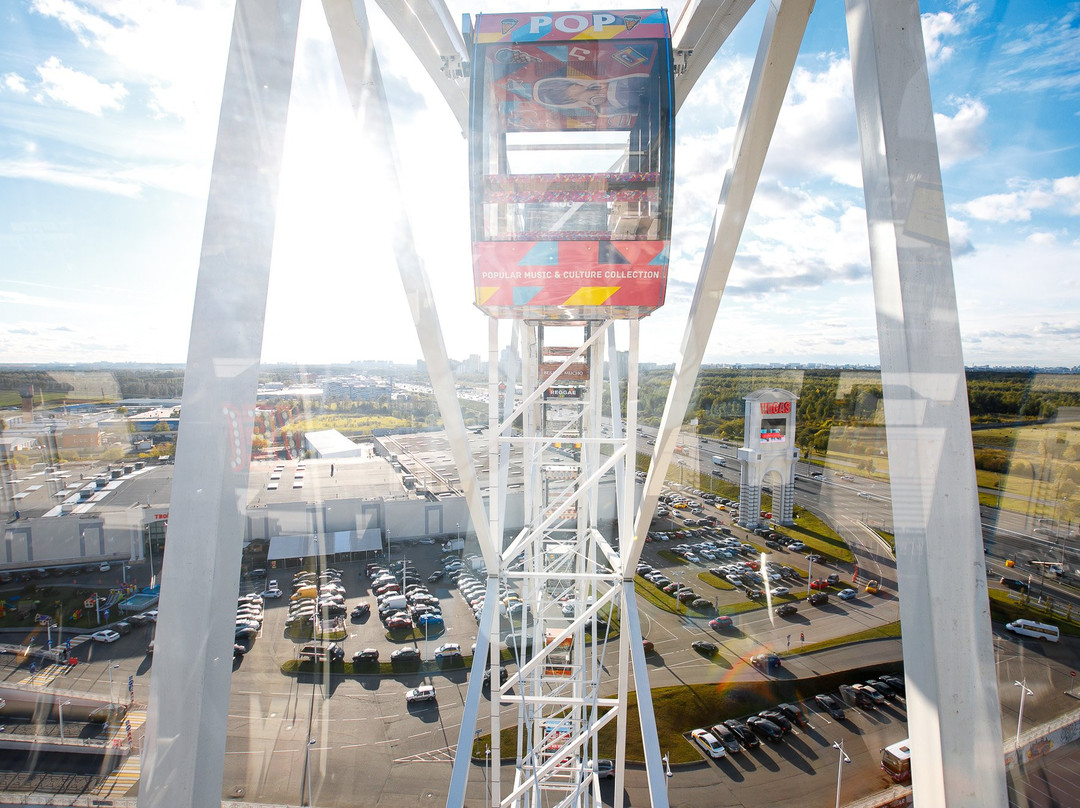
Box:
447, 576, 501, 807
373, 0, 470, 133
322, 0, 493, 563
671, 0, 756, 112
138, 2, 300, 806
844, 1, 1008, 805
629, 0, 814, 570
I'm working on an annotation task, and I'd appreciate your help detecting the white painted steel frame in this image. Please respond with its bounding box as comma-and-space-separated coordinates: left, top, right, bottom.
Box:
628, 0, 814, 572
844, 0, 1008, 804
455, 321, 665, 808
144, 0, 1009, 805
138, 2, 301, 805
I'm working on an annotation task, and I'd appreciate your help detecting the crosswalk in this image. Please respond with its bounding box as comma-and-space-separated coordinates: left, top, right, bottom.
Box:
96, 755, 141, 797
95, 711, 147, 797
394, 744, 457, 763
19, 665, 67, 687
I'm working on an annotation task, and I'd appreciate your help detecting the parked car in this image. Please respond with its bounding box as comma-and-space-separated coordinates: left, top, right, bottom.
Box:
709, 723, 742, 754
815, 694, 846, 719
777, 702, 807, 727
746, 715, 785, 741
809, 579, 829, 590
758, 710, 792, 733
390, 647, 421, 663
722, 719, 760, 749
350, 603, 371, 619
879, 674, 905, 695
91, 630, 120, 643
298, 643, 344, 663
690, 728, 727, 759
405, 685, 437, 703
482, 666, 509, 688
434, 643, 461, 659
866, 679, 897, 700
642, 639, 655, 654
352, 648, 379, 664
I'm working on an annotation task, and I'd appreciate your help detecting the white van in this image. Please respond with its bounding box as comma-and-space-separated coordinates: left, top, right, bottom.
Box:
1005, 619, 1060, 642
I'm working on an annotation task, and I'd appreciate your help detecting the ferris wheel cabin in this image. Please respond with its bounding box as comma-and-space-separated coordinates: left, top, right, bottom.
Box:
468, 9, 674, 321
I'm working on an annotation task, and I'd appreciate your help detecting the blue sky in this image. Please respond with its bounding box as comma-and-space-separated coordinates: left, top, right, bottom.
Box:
1, 0, 1078, 368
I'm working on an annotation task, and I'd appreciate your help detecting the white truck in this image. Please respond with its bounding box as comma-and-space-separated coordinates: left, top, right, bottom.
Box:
712, 455, 727, 467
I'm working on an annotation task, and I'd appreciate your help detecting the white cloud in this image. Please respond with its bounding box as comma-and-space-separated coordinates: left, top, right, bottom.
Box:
956, 173, 1080, 222
1026, 231, 1056, 245
921, 1, 978, 71
30, 0, 232, 126
34, 55, 127, 115
766, 58, 861, 188
995, 4, 1080, 96
934, 96, 987, 167
3, 73, 29, 94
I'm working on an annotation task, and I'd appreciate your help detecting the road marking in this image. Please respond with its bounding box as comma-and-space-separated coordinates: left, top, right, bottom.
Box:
96, 755, 141, 797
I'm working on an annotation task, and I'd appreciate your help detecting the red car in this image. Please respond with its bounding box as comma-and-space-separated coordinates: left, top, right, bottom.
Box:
709, 616, 734, 630
387, 616, 413, 630
810, 579, 829, 590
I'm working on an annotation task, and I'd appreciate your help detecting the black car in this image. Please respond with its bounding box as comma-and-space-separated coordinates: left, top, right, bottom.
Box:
866, 678, 898, 700
350, 603, 371, 620
879, 674, 905, 695
808, 592, 829, 606
746, 715, 785, 742
777, 702, 808, 727
775, 603, 798, 617
691, 640, 718, 656
758, 710, 792, 733
815, 693, 846, 720
482, 666, 510, 688
390, 647, 421, 663
745, 588, 764, 600
806, 554, 824, 564
722, 719, 760, 749
1000, 576, 1029, 593
352, 648, 379, 664
426, 571, 445, 583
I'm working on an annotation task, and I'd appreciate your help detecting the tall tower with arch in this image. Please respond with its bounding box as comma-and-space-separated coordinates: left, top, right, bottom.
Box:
737, 389, 799, 528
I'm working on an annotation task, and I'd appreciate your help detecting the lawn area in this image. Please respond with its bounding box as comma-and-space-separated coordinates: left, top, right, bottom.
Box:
771, 508, 855, 564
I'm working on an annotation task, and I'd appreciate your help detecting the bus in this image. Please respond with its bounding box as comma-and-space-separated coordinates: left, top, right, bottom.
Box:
1005, 619, 1060, 642
881, 739, 911, 782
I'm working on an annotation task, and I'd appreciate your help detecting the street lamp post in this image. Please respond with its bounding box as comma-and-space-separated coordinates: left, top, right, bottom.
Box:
1014, 679, 1034, 749
807, 556, 814, 596
832, 740, 851, 808
303, 737, 316, 806
484, 746, 491, 802
58, 699, 71, 740
108, 663, 120, 703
